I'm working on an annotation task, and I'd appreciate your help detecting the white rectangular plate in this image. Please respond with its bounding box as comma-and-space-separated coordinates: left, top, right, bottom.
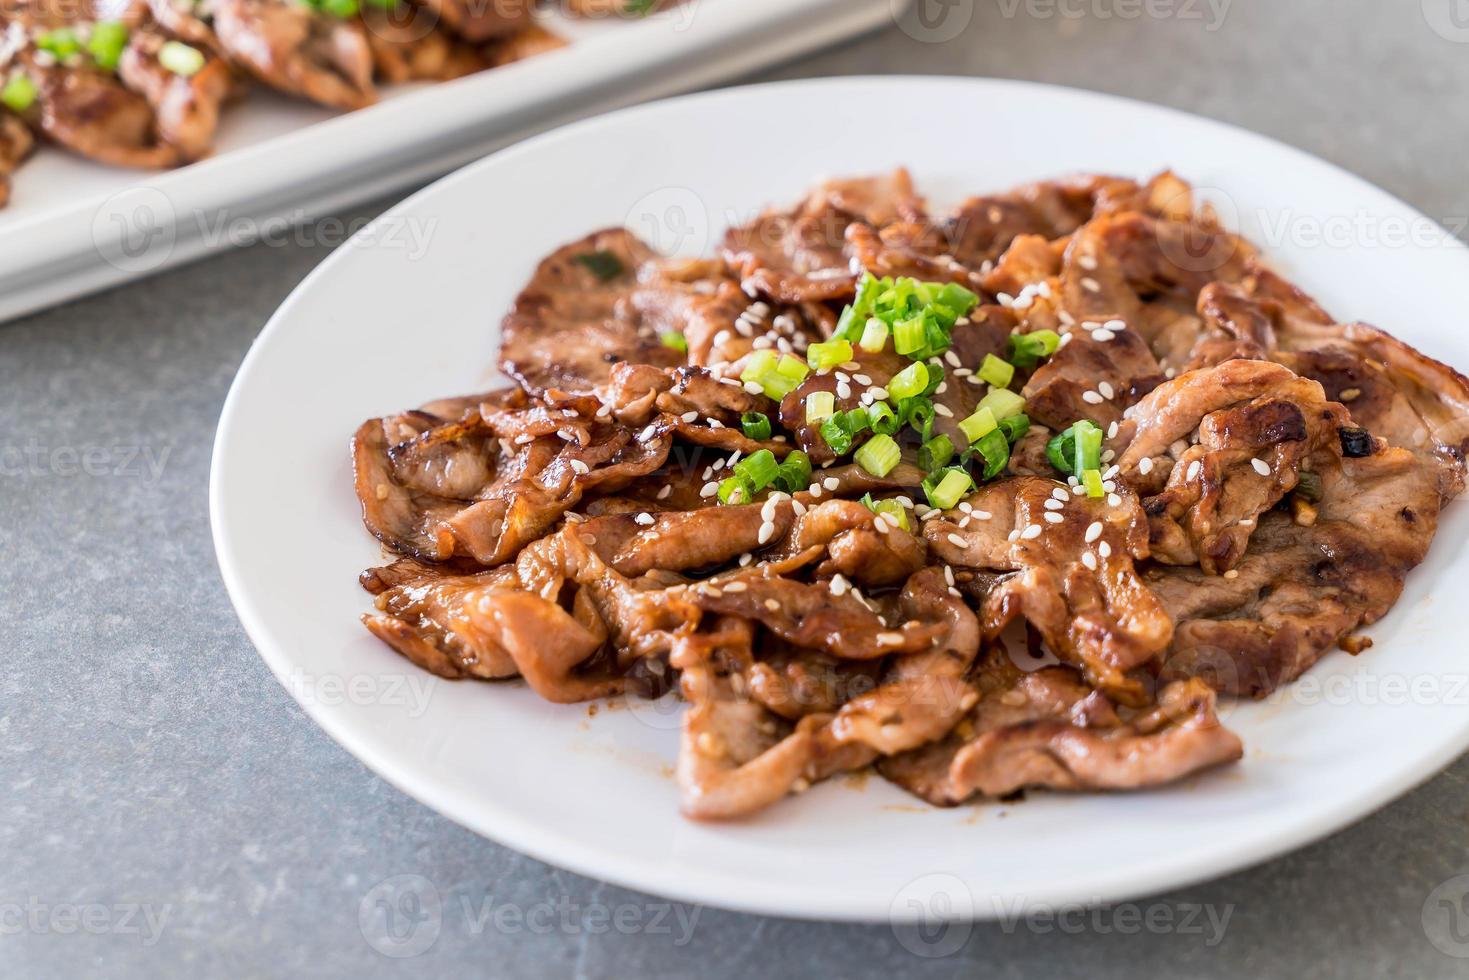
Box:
0, 0, 900, 322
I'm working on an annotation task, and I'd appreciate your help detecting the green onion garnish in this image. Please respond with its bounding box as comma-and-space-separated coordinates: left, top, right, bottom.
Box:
775, 354, 808, 382
866, 497, 910, 531
321, 0, 359, 14
806, 338, 852, 372
997, 413, 1030, 445
734, 449, 780, 494
919, 434, 954, 472
958, 406, 997, 445
739, 351, 804, 400
1083, 468, 1105, 498
971, 428, 1010, 481
1008, 329, 1062, 369
893, 314, 928, 357
977, 353, 1015, 390
36, 28, 81, 59
86, 22, 130, 71
573, 250, 625, 281
858, 317, 889, 353
659, 331, 687, 353
775, 450, 811, 495
740, 411, 771, 441
888, 361, 929, 401
976, 388, 1026, 422
867, 401, 899, 436
854, 433, 901, 478
159, 40, 205, 77
1, 73, 36, 114
899, 397, 935, 444
1072, 420, 1103, 478
820, 408, 870, 455
1295, 470, 1323, 502
1046, 427, 1076, 474
805, 390, 835, 423
717, 475, 750, 505
924, 467, 973, 511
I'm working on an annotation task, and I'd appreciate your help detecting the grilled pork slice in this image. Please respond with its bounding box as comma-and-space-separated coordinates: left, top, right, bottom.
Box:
411, 0, 530, 43
879, 661, 1242, 805
28, 57, 181, 167
117, 25, 232, 159
211, 0, 374, 109
361, 6, 486, 83
0, 110, 34, 207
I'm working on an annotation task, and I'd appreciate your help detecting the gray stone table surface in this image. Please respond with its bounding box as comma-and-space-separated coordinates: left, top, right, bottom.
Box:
6, 1, 1469, 976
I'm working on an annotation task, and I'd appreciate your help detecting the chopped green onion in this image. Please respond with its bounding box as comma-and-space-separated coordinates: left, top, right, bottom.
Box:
775, 450, 812, 495
740, 412, 771, 441
899, 397, 935, 443
889, 361, 929, 401
659, 331, 687, 353
36, 28, 81, 59
1046, 427, 1076, 474
835, 274, 884, 341
0, 73, 36, 114
320, 0, 359, 16
734, 449, 780, 494
807, 339, 853, 372
364, 0, 399, 8
924, 467, 973, 511
919, 434, 954, 472
623, 0, 658, 14
998, 413, 1031, 445
775, 354, 808, 382
854, 433, 901, 478
739, 350, 803, 400
958, 406, 997, 445
1072, 420, 1103, 478
867, 401, 899, 436
1008, 329, 1062, 369
159, 40, 206, 77
978, 354, 1015, 389
977, 388, 1026, 421
1295, 470, 1323, 502
858, 317, 889, 353
893, 314, 928, 357
573, 250, 625, 281
820, 409, 869, 456
740, 350, 779, 383
1083, 468, 1105, 498
717, 475, 750, 505
867, 497, 910, 531
806, 390, 835, 423
972, 429, 1010, 481
87, 21, 129, 71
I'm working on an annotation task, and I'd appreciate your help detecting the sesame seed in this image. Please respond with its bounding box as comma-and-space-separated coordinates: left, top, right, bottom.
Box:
869, 387, 889, 400
973, 510, 992, 520
1085, 521, 1102, 543
830, 575, 849, 596
1081, 277, 1101, 292
1251, 457, 1270, 476
1107, 493, 1122, 507
934, 404, 954, 418
1021, 524, 1043, 540
1102, 481, 1116, 493
757, 521, 776, 544
1098, 541, 1112, 558
1186, 460, 1202, 482
1340, 387, 1362, 402
1078, 254, 1098, 271
635, 512, 655, 526
1043, 512, 1064, 524
1083, 390, 1104, 405
809, 483, 823, 499
835, 372, 850, 383
965, 375, 984, 386
1091, 329, 1115, 342
656, 485, 672, 500
949, 587, 963, 598
935, 382, 948, 395
823, 477, 840, 491
1239, 518, 1255, 527
853, 374, 873, 385
722, 581, 748, 594
944, 351, 962, 367
739, 552, 753, 566
700, 482, 719, 498
1103, 464, 1120, 480
1107, 421, 1119, 439
1008, 529, 1021, 542
1044, 499, 1064, 511
1101, 449, 1116, 463
1098, 381, 1115, 400
680, 411, 698, 423
837, 382, 852, 399
944, 565, 956, 586
702, 585, 723, 598
1081, 551, 1098, 571
877, 632, 905, 647
514, 433, 534, 445
638, 425, 657, 441
1072, 484, 1087, 497
570, 459, 590, 475
743, 381, 764, 395
947, 533, 967, 547
763, 598, 780, 611
1223, 569, 1240, 580
1051, 487, 1069, 501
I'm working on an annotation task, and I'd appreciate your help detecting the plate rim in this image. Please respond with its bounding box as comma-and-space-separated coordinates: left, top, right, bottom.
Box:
210, 74, 1469, 922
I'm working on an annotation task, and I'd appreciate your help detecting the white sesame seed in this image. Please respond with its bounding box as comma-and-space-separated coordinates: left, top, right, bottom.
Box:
947, 533, 967, 547
596, 404, 612, 418
1044, 499, 1064, 511
1081, 277, 1101, 292
948, 587, 963, 598
792, 500, 807, 518
739, 552, 753, 566
830, 575, 849, 596
723, 581, 747, 593
1078, 254, 1098, 271
973, 510, 992, 520
700, 482, 719, 498
944, 565, 956, 586
1085, 521, 1103, 543
708, 419, 723, 429
1098, 381, 1115, 400
1008, 529, 1021, 542
1102, 481, 1116, 493
761, 499, 778, 521
1098, 541, 1112, 558
1101, 449, 1116, 463
877, 632, 905, 647
835, 372, 850, 384
1051, 488, 1069, 501
680, 411, 698, 423
1239, 518, 1255, 528
764, 598, 780, 612
1091, 329, 1115, 342
635, 512, 655, 526
944, 351, 962, 367
570, 459, 590, 475
837, 382, 853, 399
1072, 484, 1087, 497
934, 404, 954, 418
1081, 551, 1098, 571
1186, 460, 1202, 482
1103, 464, 1120, 480
823, 477, 840, 491
1021, 524, 1044, 540
869, 387, 889, 400
638, 425, 657, 441
757, 521, 776, 544
1106, 421, 1119, 439
744, 381, 764, 395
1251, 457, 1270, 476
965, 375, 984, 386
1083, 391, 1104, 405
514, 433, 534, 445
1139, 457, 1154, 475
1043, 512, 1064, 524
1107, 493, 1122, 507
809, 483, 823, 499
853, 374, 873, 385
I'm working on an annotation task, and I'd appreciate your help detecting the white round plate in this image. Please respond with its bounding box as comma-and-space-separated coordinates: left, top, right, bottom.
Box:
211, 77, 1469, 922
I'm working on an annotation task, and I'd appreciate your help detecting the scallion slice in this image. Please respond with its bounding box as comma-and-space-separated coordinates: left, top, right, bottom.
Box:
1082, 468, 1105, 498
159, 40, 205, 77
0, 73, 36, 114
573, 250, 625, 281
958, 406, 997, 445
805, 390, 835, 423
858, 317, 889, 353
888, 361, 929, 401
867, 497, 910, 531
735, 449, 780, 492
717, 475, 750, 505
919, 434, 954, 472
924, 467, 973, 511
775, 450, 811, 495
36, 28, 81, 59
854, 433, 900, 478
977, 353, 1015, 389
1008, 329, 1062, 369
1072, 420, 1103, 478
867, 401, 899, 436
997, 413, 1030, 445
659, 331, 687, 352
87, 21, 129, 71
972, 428, 1010, 481
976, 388, 1026, 421
806, 339, 852, 372
893, 314, 928, 357
740, 411, 771, 441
